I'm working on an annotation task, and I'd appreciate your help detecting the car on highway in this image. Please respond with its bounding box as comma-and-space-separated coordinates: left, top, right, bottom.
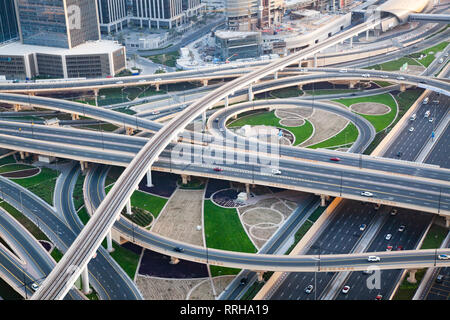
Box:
151, 110, 160, 115
380, 75, 389, 78
429, 118, 434, 123
438, 254, 449, 260
409, 127, 414, 132
398, 225, 405, 232
213, 167, 223, 172
362, 73, 370, 78
397, 76, 405, 80
386, 245, 393, 251
342, 286, 350, 294
396, 152, 402, 158
396, 245, 403, 251
339, 68, 347, 73
368, 256, 380, 262
240, 278, 248, 285
174, 247, 184, 253
375, 294, 383, 300
359, 224, 367, 231
214, 118, 219, 123
445, 53, 449, 57
385, 234, 392, 240
390, 209, 397, 216
424, 110, 430, 118
330, 157, 341, 161
138, 79, 146, 83
410, 114, 416, 121
31, 283, 39, 291
116, 81, 124, 84
436, 275, 444, 283
271, 168, 282, 175
155, 78, 162, 81
361, 191, 373, 197
305, 285, 314, 294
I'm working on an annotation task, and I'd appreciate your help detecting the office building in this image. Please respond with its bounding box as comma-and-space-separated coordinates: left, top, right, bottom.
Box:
0, 0, 19, 45
97, 0, 129, 33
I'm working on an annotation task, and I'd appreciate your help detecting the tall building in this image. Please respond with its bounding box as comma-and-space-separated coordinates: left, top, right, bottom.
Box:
97, 0, 129, 33
0, 0, 19, 45
15, 0, 100, 49
131, 0, 204, 29
226, 0, 284, 31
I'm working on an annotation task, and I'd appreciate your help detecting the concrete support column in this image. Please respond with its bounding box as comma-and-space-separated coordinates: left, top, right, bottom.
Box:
446, 217, 450, 228
93, 88, 99, 107
202, 79, 208, 87
126, 127, 134, 135
146, 170, 153, 187
155, 83, 160, 91
181, 174, 190, 185
350, 37, 353, 48
14, 104, 21, 112
257, 271, 264, 282
126, 198, 132, 215
19, 151, 25, 160
320, 194, 327, 207
245, 183, 250, 198
170, 256, 180, 264
366, 30, 369, 41
71, 113, 80, 120
202, 111, 206, 132
407, 269, 417, 284
298, 84, 303, 90
106, 230, 114, 253
225, 95, 229, 108
80, 161, 88, 173
314, 53, 318, 68
400, 84, 406, 92
349, 81, 357, 89
82, 267, 91, 295
248, 84, 254, 101
274, 71, 278, 80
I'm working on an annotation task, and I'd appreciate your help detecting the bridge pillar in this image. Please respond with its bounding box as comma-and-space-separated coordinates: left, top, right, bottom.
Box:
407, 269, 417, 284
71, 113, 80, 120
146, 170, 153, 187
80, 161, 89, 174
446, 217, 450, 228
106, 230, 114, 253
274, 71, 278, 80
320, 194, 327, 207
155, 83, 160, 91
350, 37, 353, 49
366, 30, 369, 41
13, 104, 21, 112
202, 79, 209, 87
202, 111, 207, 132
82, 267, 92, 295
245, 183, 250, 198
225, 95, 229, 108
93, 88, 99, 107
348, 81, 357, 89
400, 84, 406, 92
126, 127, 134, 135
248, 83, 254, 101
314, 53, 318, 68
298, 84, 303, 90
170, 256, 180, 264
19, 151, 25, 160
257, 271, 265, 282
126, 198, 132, 215
181, 174, 190, 185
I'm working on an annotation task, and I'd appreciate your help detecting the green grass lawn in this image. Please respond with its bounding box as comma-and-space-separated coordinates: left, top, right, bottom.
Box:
146, 51, 180, 67
106, 185, 167, 219
51, 247, 63, 262
0, 164, 34, 173
178, 177, 206, 190
204, 200, 256, 276
420, 224, 448, 250
304, 89, 359, 96
378, 57, 421, 71
285, 220, 314, 255
0, 156, 16, 166
11, 168, 58, 206
308, 122, 359, 149
109, 242, 141, 280
333, 93, 397, 132
228, 111, 314, 146
270, 87, 303, 98
410, 41, 449, 67
78, 207, 90, 225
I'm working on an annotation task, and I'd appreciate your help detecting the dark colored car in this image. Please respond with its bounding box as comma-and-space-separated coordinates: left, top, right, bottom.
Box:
174, 247, 184, 253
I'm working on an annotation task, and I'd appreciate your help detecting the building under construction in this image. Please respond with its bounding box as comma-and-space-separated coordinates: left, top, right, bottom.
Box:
225, 0, 285, 31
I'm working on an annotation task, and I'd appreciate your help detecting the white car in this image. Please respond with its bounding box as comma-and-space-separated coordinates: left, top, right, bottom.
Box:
368, 256, 381, 262
409, 127, 414, 132
397, 76, 405, 80
359, 224, 367, 231
115, 81, 124, 84
339, 68, 348, 73
155, 78, 162, 81
438, 254, 449, 260
362, 73, 370, 78
342, 285, 350, 294
271, 169, 282, 175
361, 191, 373, 197
429, 118, 434, 123
305, 284, 314, 294
31, 283, 39, 291
385, 234, 392, 240
380, 75, 389, 78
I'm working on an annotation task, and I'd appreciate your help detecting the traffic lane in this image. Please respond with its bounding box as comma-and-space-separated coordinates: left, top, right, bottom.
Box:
425, 124, 450, 169
426, 267, 450, 300
335, 208, 433, 300
271, 201, 379, 300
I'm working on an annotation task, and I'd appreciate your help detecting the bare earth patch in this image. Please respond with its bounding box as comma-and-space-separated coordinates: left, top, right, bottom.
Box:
300, 109, 348, 147
403, 65, 426, 75
275, 107, 313, 119
241, 208, 283, 226
135, 275, 203, 300
188, 276, 235, 300
150, 189, 204, 246
350, 102, 390, 115
279, 118, 305, 127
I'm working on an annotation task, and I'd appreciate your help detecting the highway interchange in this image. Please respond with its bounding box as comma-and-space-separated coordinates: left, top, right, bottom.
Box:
0, 7, 448, 300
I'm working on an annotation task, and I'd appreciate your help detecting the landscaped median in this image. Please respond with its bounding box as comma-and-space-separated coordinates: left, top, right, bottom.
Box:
204, 200, 257, 277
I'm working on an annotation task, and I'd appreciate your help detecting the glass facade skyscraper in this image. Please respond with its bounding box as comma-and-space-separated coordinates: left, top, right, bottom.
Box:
16, 0, 100, 49
0, 0, 19, 45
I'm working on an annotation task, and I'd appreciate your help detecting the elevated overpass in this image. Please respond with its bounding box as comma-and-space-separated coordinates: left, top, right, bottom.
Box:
29, 18, 450, 299
408, 13, 450, 23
